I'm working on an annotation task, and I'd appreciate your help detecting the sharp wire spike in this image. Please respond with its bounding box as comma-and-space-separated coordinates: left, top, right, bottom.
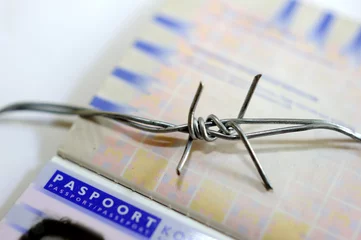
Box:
228, 122, 272, 190
234, 74, 271, 190
188, 82, 203, 140
177, 82, 204, 175
238, 74, 262, 119
1, 75, 360, 191
177, 136, 194, 175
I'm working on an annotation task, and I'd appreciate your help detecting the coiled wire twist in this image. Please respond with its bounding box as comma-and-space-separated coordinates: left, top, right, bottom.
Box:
1, 75, 360, 190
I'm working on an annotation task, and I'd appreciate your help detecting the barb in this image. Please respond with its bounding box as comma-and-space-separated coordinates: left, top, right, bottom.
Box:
1, 75, 360, 191
235, 74, 272, 189
238, 74, 262, 118
228, 122, 272, 190
177, 82, 203, 175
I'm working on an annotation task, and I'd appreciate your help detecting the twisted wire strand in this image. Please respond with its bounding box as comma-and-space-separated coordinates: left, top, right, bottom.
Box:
1, 75, 360, 190
2, 102, 360, 141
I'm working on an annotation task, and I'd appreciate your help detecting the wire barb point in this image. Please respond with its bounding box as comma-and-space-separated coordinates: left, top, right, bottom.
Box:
238, 74, 262, 119
228, 121, 272, 191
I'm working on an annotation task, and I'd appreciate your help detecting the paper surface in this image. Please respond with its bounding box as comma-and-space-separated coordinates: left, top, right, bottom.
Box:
59, 0, 361, 239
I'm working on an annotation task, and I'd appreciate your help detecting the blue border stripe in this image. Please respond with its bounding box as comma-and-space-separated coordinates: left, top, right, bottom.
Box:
112, 68, 140, 84
90, 96, 128, 113
153, 14, 190, 36
8, 222, 27, 234
341, 27, 361, 64
308, 12, 335, 48
272, 0, 299, 31
112, 67, 150, 93
134, 40, 173, 63
22, 203, 45, 217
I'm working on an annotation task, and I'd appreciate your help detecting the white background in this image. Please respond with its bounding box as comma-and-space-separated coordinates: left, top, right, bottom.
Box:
0, 0, 360, 218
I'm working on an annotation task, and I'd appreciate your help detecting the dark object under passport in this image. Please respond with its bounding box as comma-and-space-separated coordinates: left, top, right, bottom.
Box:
19, 218, 105, 240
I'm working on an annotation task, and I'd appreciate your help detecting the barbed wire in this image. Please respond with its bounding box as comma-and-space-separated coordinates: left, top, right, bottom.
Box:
1, 75, 360, 190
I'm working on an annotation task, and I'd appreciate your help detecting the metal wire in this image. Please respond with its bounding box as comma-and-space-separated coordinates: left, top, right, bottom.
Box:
0, 75, 360, 190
